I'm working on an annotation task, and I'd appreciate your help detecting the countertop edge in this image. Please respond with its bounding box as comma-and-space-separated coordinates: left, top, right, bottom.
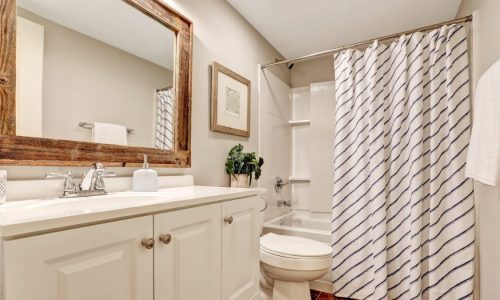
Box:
1, 187, 260, 239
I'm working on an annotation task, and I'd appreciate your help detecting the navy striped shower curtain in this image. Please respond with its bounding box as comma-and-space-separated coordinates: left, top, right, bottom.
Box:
155, 87, 174, 150
331, 25, 474, 299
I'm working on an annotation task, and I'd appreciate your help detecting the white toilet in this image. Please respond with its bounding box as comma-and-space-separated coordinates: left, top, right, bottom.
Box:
259, 232, 332, 300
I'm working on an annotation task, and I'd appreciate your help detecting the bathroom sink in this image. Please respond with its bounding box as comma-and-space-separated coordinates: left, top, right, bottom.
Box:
0, 192, 178, 225
0, 186, 259, 238
0, 185, 258, 227
22, 192, 171, 211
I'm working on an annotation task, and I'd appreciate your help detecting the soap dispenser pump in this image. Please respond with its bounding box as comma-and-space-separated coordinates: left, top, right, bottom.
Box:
133, 155, 158, 192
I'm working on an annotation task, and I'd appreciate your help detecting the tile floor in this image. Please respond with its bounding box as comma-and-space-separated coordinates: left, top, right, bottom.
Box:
310, 289, 333, 300
310, 290, 351, 300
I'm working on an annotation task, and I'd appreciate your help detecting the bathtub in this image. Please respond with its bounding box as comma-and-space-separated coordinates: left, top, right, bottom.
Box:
262, 211, 333, 293
263, 211, 331, 243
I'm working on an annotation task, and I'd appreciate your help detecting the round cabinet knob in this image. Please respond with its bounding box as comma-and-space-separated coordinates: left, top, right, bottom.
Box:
159, 234, 172, 244
224, 216, 234, 224
141, 238, 155, 249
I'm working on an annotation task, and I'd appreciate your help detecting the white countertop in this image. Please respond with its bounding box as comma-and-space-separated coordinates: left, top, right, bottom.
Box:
0, 186, 259, 239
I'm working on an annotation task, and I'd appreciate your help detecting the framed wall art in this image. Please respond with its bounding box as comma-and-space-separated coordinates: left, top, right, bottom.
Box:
211, 62, 251, 137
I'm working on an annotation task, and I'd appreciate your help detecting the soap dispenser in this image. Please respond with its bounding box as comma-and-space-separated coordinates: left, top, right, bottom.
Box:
133, 155, 158, 192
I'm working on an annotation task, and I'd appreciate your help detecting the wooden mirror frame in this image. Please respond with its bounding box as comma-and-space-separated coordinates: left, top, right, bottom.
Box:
0, 0, 192, 167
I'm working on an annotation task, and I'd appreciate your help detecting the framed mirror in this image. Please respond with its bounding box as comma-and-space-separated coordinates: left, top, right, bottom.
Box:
0, 0, 192, 167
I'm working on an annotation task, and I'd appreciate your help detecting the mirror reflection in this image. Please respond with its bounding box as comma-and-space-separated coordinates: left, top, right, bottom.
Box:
15, 0, 176, 149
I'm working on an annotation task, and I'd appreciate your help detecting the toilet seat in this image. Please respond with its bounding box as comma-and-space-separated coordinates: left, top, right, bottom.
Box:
260, 233, 332, 258
260, 233, 332, 271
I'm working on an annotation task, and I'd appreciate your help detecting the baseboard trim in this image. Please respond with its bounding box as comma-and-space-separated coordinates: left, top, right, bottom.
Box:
310, 279, 333, 293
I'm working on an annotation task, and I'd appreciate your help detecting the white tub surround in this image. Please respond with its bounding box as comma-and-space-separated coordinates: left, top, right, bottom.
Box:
0, 178, 262, 300
258, 70, 293, 221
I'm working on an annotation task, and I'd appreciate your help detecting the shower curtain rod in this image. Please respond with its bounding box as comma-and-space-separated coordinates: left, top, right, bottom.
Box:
261, 15, 473, 69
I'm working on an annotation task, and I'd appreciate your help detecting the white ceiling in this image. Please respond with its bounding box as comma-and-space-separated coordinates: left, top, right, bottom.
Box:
18, 0, 174, 70
227, 0, 463, 59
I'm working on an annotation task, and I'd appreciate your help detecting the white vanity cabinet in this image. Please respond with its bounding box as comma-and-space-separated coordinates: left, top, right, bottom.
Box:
221, 197, 260, 300
1, 195, 261, 300
154, 203, 222, 300
153, 197, 261, 300
3, 216, 154, 300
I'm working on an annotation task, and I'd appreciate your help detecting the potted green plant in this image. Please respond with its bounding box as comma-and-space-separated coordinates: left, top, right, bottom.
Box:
225, 144, 264, 187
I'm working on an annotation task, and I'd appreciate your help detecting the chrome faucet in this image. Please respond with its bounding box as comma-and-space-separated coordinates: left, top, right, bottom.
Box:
79, 166, 96, 191
80, 162, 104, 191
45, 163, 116, 198
274, 176, 292, 207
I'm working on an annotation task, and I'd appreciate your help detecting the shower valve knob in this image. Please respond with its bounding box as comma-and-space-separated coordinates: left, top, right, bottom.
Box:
274, 176, 289, 193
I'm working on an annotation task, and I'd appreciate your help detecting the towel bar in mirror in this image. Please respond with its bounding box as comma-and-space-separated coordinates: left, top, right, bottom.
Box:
79, 122, 134, 135
0, 0, 192, 167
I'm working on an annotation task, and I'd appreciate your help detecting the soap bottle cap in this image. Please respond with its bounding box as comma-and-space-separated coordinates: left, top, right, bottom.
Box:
143, 155, 150, 169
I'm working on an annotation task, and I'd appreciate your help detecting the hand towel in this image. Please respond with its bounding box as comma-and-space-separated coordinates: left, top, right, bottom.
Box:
465, 60, 500, 186
92, 122, 128, 146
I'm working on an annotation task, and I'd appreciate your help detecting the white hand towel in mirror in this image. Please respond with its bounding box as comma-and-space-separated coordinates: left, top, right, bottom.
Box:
465, 59, 500, 186
92, 122, 128, 146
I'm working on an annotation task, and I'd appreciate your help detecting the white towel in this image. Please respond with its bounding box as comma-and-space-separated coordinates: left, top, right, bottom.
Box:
465, 60, 500, 186
92, 122, 128, 146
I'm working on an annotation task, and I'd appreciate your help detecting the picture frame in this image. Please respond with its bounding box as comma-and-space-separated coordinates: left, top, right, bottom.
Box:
211, 62, 251, 137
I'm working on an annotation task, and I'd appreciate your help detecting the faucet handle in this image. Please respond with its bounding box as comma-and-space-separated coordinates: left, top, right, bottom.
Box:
45, 170, 71, 179
93, 162, 105, 170
94, 170, 116, 191
45, 171, 77, 195
96, 170, 116, 177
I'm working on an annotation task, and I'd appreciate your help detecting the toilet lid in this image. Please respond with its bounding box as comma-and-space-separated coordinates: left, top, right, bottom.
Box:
260, 233, 332, 258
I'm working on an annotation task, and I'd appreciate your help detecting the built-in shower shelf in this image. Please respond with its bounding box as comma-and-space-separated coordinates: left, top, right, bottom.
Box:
288, 176, 311, 183
288, 120, 311, 126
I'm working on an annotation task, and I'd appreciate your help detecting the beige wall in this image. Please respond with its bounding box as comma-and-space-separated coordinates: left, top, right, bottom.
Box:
167, 0, 289, 187
16, 16, 44, 138
5, 0, 289, 188
458, 0, 500, 75
290, 56, 334, 88
457, 1, 500, 299
17, 8, 173, 148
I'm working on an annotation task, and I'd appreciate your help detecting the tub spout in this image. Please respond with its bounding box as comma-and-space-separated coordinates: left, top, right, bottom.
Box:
277, 200, 292, 207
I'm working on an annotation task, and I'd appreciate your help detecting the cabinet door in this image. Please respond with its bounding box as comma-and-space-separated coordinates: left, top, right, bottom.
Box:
4, 216, 154, 300
154, 203, 221, 300
222, 197, 260, 300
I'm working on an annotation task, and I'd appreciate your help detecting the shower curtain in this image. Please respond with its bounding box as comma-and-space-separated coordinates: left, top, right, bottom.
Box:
331, 25, 474, 299
155, 87, 174, 150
